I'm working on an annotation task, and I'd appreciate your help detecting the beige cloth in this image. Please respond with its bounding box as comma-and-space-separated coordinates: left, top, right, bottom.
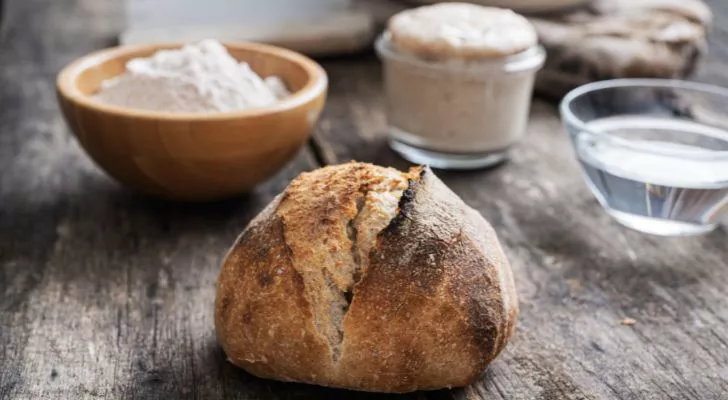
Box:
531, 0, 712, 97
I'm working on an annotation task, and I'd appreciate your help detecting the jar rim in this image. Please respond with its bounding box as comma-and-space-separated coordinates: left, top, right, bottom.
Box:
375, 32, 546, 74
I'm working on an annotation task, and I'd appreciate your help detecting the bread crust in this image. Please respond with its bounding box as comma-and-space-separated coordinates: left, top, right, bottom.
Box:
215, 163, 518, 393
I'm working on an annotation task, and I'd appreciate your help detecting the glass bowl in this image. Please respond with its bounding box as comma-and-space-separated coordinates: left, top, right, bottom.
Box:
560, 79, 728, 236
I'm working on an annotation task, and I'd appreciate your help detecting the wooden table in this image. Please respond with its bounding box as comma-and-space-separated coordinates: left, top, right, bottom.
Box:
2, 1, 728, 399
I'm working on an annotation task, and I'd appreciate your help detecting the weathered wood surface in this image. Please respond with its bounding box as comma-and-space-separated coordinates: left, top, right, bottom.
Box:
1, 0, 728, 399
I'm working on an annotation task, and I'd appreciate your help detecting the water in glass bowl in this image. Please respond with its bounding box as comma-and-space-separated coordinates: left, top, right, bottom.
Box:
575, 116, 728, 236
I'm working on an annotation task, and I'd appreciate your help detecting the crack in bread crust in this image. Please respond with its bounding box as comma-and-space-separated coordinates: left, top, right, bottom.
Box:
384, 166, 424, 235
275, 163, 410, 364
326, 193, 368, 362
348, 195, 365, 285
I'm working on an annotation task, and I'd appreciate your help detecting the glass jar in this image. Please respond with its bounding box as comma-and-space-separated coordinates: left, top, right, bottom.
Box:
376, 32, 546, 169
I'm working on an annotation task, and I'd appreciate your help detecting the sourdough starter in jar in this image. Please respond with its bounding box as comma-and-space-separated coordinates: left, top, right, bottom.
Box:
376, 3, 545, 169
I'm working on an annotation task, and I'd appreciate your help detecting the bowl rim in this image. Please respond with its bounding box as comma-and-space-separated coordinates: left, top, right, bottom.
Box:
560, 78, 728, 160
56, 41, 328, 121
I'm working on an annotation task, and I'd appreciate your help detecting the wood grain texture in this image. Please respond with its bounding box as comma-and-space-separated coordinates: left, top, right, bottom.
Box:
2, 0, 728, 399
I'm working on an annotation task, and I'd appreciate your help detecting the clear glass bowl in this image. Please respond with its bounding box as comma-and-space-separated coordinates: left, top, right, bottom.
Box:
560, 79, 728, 236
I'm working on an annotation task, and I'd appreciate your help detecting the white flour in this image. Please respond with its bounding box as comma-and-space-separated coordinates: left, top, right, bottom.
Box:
94, 40, 290, 113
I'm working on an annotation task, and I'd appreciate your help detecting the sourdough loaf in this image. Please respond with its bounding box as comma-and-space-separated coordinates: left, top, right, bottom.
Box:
215, 163, 518, 393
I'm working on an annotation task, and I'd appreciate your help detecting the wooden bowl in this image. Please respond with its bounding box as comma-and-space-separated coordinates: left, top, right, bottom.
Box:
57, 42, 327, 201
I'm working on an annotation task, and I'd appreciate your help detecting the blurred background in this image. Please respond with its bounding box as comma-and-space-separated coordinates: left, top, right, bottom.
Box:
118, 0, 719, 97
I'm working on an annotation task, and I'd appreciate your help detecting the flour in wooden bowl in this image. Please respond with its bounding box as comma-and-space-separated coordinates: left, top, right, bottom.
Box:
94, 39, 290, 113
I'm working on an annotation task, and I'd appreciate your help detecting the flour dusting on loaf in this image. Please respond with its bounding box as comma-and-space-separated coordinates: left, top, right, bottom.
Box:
215, 162, 518, 393
275, 163, 409, 362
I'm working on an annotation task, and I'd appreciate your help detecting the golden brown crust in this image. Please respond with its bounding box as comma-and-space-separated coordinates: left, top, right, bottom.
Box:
215, 163, 518, 393
215, 195, 334, 382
